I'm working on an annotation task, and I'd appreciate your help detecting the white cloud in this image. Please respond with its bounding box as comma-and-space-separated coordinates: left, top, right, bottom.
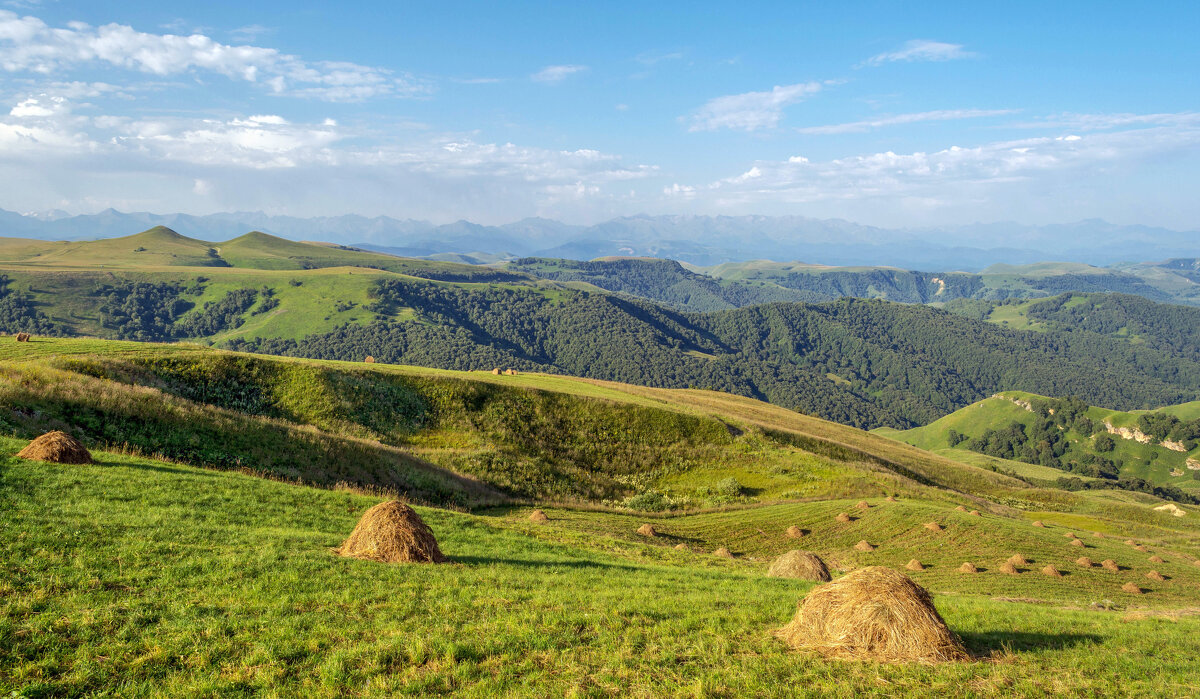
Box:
9, 93, 63, 116
531, 64, 587, 84
635, 50, 683, 65
0, 10, 426, 101
796, 108, 1016, 135
861, 40, 973, 67
688, 81, 826, 132
229, 24, 272, 43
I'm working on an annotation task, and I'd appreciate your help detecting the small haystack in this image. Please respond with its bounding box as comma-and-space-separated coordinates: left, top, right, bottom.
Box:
714, 547, 734, 559
674, 543, 688, 551
1134, 545, 1148, 552
954, 505, 968, 512
1101, 559, 1120, 572
958, 562, 978, 574
16, 431, 92, 464
836, 512, 852, 523
1008, 554, 1029, 566
1041, 565, 1062, 578
1093, 532, 1104, 538
1070, 538, 1086, 548
854, 540, 876, 552
923, 522, 943, 532
1032, 521, 1045, 528
905, 559, 925, 571
1064, 532, 1078, 539
636, 523, 657, 537
1146, 570, 1165, 582
1122, 582, 1143, 594
774, 566, 968, 663
529, 509, 549, 523
336, 501, 446, 564
1124, 539, 1136, 546
999, 561, 1019, 575
767, 550, 832, 582
886, 495, 897, 502
856, 501, 870, 510
364, 355, 375, 364
1148, 555, 1165, 564
786, 525, 806, 538
1075, 557, 1094, 568
1194, 560, 1200, 568
968, 510, 981, 517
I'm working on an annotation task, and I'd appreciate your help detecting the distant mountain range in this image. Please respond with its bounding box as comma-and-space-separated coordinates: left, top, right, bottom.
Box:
3, 208, 1195, 270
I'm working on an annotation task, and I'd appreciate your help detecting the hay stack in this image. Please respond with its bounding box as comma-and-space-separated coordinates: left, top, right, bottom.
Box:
968, 510, 981, 517
1122, 582, 1143, 595
16, 431, 92, 464
15, 332, 30, 342
905, 559, 924, 571
504, 368, 518, 376
1146, 570, 1165, 582
954, 505, 968, 512
529, 509, 549, 523
1075, 557, 1094, 568
1123, 539, 1136, 545
336, 501, 446, 564
923, 522, 943, 532
1064, 532, 1078, 539
636, 523, 657, 537
856, 501, 870, 510
1041, 565, 1062, 578
767, 550, 832, 582
958, 562, 977, 574
999, 561, 1019, 575
1093, 532, 1104, 538
1194, 560, 1200, 568
854, 540, 876, 552
1101, 559, 1120, 572
491, 368, 501, 375
836, 512, 852, 523
714, 547, 734, 559
885, 495, 897, 502
1070, 538, 1086, 548
786, 525, 805, 538
1134, 545, 1148, 552
1148, 555, 1164, 564
774, 566, 968, 663
1032, 521, 1045, 528
364, 356, 375, 364
1007, 554, 1028, 566
674, 543, 688, 551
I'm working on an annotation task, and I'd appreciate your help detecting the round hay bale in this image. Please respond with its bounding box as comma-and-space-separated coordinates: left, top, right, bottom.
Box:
958, 562, 977, 574
1070, 538, 1086, 548
1146, 570, 1165, 582
905, 559, 924, 571
529, 509, 549, 523
954, 505, 968, 512
1032, 521, 1045, 528
714, 547, 734, 559
774, 566, 968, 663
999, 561, 1019, 575
786, 525, 805, 538
854, 540, 875, 552
1101, 559, 1120, 572
836, 512, 852, 523
767, 550, 832, 582
923, 522, 943, 532
856, 501, 870, 510
16, 431, 92, 464
636, 523, 657, 537
1075, 557, 1094, 568
15, 332, 30, 342
491, 368, 501, 375
1007, 554, 1028, 566
1064, 532, 1078, 539
336, 501, 445, 564
968, 510, 981, 517
674, 543, 688, 551
1041, 565, 1062, 578
1122, 582, 1143, 595
364, 355, 375, 364
1148, 555, 1164, 564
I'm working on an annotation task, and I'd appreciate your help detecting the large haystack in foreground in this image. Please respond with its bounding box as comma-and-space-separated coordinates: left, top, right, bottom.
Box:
336, 501, 446, 564
767, 550, 831, 582
16, 431, 92, 464
775, 566, 968, 663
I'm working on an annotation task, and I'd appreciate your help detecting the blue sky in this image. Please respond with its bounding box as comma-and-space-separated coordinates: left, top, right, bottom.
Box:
0, 1, 1198, 227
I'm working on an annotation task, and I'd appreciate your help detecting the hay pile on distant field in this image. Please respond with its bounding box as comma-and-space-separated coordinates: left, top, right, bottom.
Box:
1146, 570, 1165, 582
714, 547, 734, 559
1064, 532, 1078, 539
363, 355, 375, 364
674, 543, 688, 551
1124, 539, 1136, 545
529, 509, 549, 523
1101, 559, 1120, 572
1070, 539, 1086, 548
968, 510, 981, 517
1148, 555, 1164, 564
1007, 554, 1028, 566
905, 559, 924, 571
786, 525, 805, 538
774, 566, 968, 663
954, 505, 967, 512
854, 540, 875, 552
767, 551, 831, 582
999, 561, 1019, 575
1122, 582, 1142, 594
1075, 557, 1094, 568
16, 431, 92, 464
636, 523, 656, 537
958, 562, 977, 574
1041, 565, 1062, 578
923, 522, 943, 532
1032, 521, 1045, 528
1093, 532, 1104, 538
15, 332, 30, 342
856, 501, 870, 510
336, 501, 445, 564
885, 495, 897, 502
1134, 544, 1148, 552
836, 513, 852, 523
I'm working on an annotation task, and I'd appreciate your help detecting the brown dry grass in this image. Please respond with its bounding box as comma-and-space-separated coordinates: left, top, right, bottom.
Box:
336, 501, 446, 564
767, 550, 831, 582
16, 431, 92, 464
774, 566, 968, 663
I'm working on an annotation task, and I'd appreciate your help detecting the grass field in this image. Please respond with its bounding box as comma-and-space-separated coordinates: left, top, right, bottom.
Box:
6, 446, 1200, 697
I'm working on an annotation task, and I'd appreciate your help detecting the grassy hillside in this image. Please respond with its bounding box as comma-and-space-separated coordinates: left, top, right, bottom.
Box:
6, 439, 1200, 695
